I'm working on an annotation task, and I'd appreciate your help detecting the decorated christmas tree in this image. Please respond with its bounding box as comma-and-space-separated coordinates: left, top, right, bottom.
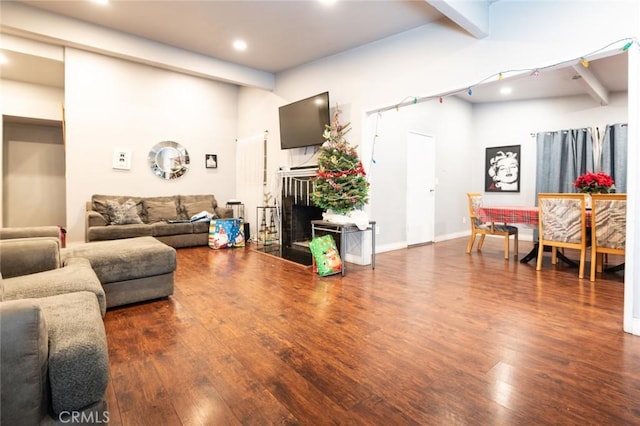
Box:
311, 109, 369, 214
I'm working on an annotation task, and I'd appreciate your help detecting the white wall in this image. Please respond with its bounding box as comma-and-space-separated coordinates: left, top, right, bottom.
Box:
64, 48, 239, 242
625, 41, 640, 334
474, 92, 629, 204
238, 0, 638, 251
0, 80, 63, 120
365, 96, 474, 250
236, 87, 283, 240
472, 92, 628, 240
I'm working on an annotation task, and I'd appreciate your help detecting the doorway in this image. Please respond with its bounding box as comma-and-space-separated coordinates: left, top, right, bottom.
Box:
406, 131, 435, 246
2, 118, 66, 227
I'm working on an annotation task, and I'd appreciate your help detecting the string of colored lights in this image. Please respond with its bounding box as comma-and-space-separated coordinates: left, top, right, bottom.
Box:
368, 37, 637, 169
380, 37, 637, 113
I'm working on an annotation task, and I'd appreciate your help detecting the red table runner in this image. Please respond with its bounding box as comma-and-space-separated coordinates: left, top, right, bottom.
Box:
478, 206, 591, 226
478, 206, 539, 225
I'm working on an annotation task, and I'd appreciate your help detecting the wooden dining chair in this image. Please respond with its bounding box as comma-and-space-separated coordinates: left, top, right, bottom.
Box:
466, 192, 518, 259
590, 193, 626, 281
536, 193, 588, 278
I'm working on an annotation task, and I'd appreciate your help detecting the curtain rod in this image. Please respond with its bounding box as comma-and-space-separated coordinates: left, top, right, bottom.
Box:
530, 123, 628, 137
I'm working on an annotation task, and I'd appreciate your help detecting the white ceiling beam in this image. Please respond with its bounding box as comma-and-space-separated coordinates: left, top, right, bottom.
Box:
0, 33, 63, 61
425, 0, 491, 39
571, 63, 610, 106
0, 2, 275, 90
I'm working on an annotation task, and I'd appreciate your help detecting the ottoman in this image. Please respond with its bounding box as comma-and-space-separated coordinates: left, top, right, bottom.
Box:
61, 236, 176, 308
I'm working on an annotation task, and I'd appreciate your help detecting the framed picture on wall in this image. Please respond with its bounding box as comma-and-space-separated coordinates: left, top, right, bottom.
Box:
205, 154, 217, 169
485, 145, 520, 192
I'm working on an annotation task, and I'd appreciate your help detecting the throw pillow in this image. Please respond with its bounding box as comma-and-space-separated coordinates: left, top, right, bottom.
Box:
144, 199, 179, 223
181, 199, 217, 220
106, 199, 144, 225
93, 195, 144, 223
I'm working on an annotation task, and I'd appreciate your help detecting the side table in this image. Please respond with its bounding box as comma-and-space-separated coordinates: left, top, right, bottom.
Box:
225, 201, 245, 219
311, 220, 376, 276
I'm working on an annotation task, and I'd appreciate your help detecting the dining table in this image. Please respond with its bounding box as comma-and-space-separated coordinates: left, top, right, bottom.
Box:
477, 205, 539, 226
477, 205, 591, 264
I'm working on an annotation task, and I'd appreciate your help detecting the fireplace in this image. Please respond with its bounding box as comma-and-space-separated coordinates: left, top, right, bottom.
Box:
291, 204, 324, 243
277, 168, 324, 265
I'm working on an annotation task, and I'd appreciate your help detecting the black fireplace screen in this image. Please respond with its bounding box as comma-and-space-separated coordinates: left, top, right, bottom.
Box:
290, 204, 324, 243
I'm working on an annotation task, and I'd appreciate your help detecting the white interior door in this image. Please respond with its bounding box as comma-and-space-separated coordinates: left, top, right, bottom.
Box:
406, 132, 435, 245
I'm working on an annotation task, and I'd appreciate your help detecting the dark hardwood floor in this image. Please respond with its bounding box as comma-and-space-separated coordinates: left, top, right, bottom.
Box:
103, 238, 639, 425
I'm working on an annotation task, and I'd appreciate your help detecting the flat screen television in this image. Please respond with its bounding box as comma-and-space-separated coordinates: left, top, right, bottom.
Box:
279, 91, 330, 150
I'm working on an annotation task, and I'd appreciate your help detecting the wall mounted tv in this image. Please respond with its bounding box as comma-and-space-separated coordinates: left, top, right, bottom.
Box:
279, 91, 330, 150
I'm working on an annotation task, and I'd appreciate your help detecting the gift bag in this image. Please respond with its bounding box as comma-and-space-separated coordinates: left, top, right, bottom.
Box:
309, 234, 342, 276
208, 218, 245, 249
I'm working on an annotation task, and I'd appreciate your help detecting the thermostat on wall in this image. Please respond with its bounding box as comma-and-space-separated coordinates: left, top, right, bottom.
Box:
113, 149, 132, 170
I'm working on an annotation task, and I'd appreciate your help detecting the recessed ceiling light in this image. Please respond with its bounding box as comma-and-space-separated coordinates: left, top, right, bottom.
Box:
318, 0, 338, 5
0, 53, 7, 64
90, 0, 109, 5
500, 87, 513, 95
233, 40, 248, 51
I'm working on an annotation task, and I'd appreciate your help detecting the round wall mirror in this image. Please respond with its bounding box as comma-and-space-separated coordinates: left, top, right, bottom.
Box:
148, 141, 190, 180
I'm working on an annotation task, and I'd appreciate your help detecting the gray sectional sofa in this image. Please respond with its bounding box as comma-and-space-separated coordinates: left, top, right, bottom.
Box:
0, 226, 179, 424
0, 235, 109, 425
86, 194, 233, 248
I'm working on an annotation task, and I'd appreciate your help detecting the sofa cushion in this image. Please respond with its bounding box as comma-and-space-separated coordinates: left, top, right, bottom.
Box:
106, 199, 144, 225
36, 291, 108, 415
87, 210, 108, 227
179, 195, 218, 220
87, 224, 153, 242
144, 198, 180, 223
191, 220, 211, 233
151, 221, 194, 237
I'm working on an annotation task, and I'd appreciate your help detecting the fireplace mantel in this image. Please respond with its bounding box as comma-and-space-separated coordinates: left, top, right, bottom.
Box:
277, 167, 318, 207
277, 167, 318, 178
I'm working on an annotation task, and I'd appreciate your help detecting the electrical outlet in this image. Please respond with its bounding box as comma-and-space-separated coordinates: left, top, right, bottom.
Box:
462, 217, 467, 224
375, 226, 380, 235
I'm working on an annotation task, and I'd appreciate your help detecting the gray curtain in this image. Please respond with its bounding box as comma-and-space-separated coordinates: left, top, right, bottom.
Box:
535, 128, 593, 196
533, 128, 593, 242
600, 123, 628, 193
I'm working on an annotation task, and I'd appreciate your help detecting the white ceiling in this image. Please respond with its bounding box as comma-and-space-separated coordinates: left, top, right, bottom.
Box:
9, 0, 447, 73
458, 52, 628, 104
0, 0, 629, 104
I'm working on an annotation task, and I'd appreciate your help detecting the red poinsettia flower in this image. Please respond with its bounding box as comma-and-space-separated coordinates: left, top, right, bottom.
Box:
574, 171, 615, 193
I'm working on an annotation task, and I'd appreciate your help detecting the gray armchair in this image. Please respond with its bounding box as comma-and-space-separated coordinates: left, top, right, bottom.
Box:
0, 234, 109, 425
